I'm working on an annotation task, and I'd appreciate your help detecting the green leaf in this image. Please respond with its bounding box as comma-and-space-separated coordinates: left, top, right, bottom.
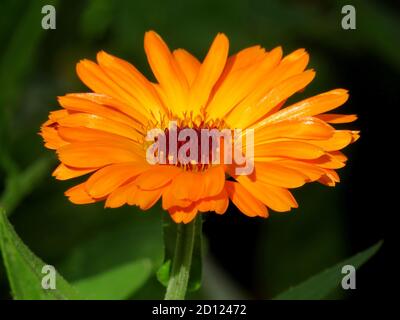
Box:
274, 240, 383, 300
58, 208, 164, 300
0, 208, 81, 300
72, 259, 152, 300
157, 214, 203, 292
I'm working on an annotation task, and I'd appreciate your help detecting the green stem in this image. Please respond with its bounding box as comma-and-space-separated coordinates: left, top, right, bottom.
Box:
164, 218, 197, 300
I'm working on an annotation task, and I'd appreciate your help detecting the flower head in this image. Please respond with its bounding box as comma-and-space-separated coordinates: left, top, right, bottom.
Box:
40, 31, 359, 223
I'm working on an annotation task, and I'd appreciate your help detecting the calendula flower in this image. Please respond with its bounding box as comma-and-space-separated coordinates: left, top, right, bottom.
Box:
40, 31, 358, 224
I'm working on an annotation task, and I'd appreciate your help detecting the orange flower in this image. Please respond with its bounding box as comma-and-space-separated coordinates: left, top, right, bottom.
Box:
40, 31, 359, 223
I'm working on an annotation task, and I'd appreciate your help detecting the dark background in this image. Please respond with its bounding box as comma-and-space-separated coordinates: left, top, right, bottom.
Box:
0, 0, 393, 299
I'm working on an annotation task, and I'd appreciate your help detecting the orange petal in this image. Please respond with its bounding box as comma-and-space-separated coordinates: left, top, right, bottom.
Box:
85, 162, 149, 198
58, 126, 137, 143
58, 95, 143, 131
57, 140, 143, 168
317, 113, 357, 124
53, 163, 96, 180
187, 33, 229, 115
207, 46, 281, 120
96, 51, 165, 118
329, 150, 348, 162
225, 48, 308, 125
76, 59, 147, 111
105, 181, 137, 208
134, 165, 182, 190
57, 113, 142, 141
253, 117, 334, 144
254, 141, 325, 160
271, 159, 326, 182
48, 109, 70, 122
301, 130, 354, 152
233, 70, 316, 128
308, 154, 346, 169
169, 204, 198, 224
251, 162, 308, 188
66, 93, 149, 125
197, 190, 229, 214
213, 195, 229, 214
202, 165, 226, 198
65, 183, 96, 204
144, 31, 189, 116
279, 49, 310, 76
235, 176, 298, 212
169, 171, 205, 201
40, 125, 68, 150
318, 169, 340, 186
173, 49, 201, 85
263, 89, 349, 124
224, 45, 269, 74
162, 184, 192, 210
127, 186, 163, 210
225, 181, 268, 217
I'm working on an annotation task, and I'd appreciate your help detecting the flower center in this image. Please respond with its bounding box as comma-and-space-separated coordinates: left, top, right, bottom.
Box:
162, 125, 218, 171
145, 114, 229, 172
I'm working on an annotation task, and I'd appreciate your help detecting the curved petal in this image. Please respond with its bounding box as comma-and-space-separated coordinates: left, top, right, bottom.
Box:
262, 89, 349, 124
252, 162, 308, 188
162, 184, 192, 210
207, 46, 281, 120
270, 159, 326, 182
202, 165, 226, 198
254, 141, 325, 160
225, 48, 309, 125
57, 113, 143, 142
40, 125, 68, 150
232, 70, 316, 128
235, 176, 298, 212
85, 162, 149, 198
187, 33, 229, 115
53, 163, 96, 180
58, 95, 144, 131
127, 186, 163, 210
253, 117, 334, 144
197, 190, 229, 214
225, 181, 268, 217
134, 165, 182, 190
105, 181, 137, 208
299, 130, 355, 152
57, 140, 144, 168
173, 49, 201, 86
76, 59, 149, 114
144, 31, 189, 116
169, 171, 205, 201
65, 183, 96, 204
169, 204, 198, 224
96, 50, 166, 118
316, 113, 357, 124
66, 93, 149, 125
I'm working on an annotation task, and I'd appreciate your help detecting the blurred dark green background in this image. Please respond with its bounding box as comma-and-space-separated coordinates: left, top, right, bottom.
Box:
0, 0, 393, 299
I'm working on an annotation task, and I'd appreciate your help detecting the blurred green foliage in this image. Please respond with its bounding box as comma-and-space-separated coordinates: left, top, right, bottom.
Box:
0, 208, 81, 299
275, 241, 383, 300
0, 0, 393, 299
